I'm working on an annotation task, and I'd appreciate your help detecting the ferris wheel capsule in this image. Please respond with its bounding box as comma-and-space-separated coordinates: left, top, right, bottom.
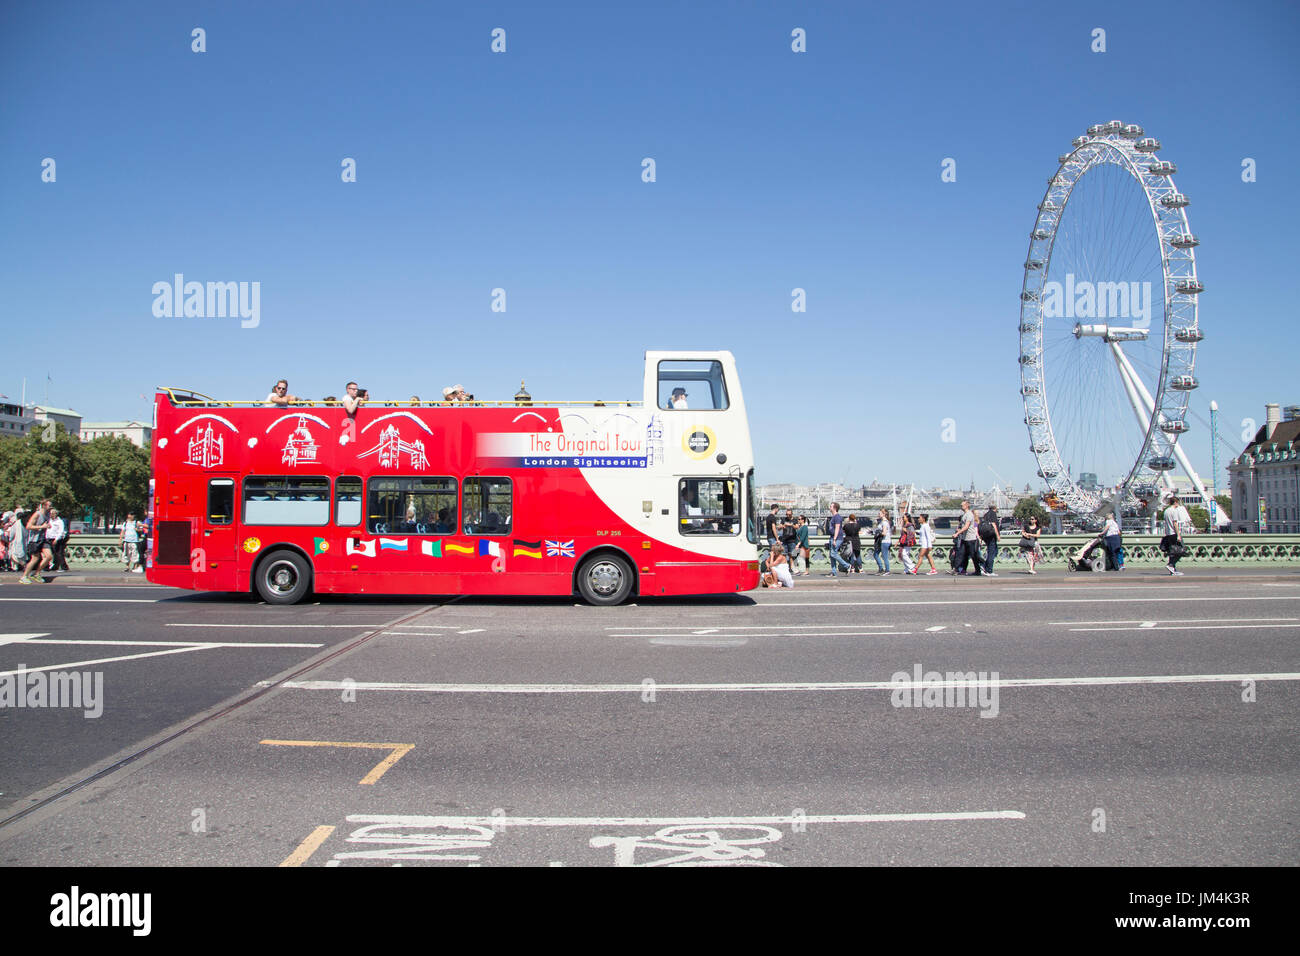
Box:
1160, 193, 1190, 208
1170, 234, 1199, 248
1174, 327, 1204, 342
1170, 375, 1199, 390
1147, 160, 1177, 176
1135, 138, 1161, 152
1147, 456, 1176, 471
1121, 124, 1144, 138
1174, 279, 1203, 294
1161, 420, 1191, 434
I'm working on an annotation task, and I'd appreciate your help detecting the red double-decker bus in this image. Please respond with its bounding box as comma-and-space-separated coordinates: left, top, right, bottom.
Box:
146, 352, 760, 604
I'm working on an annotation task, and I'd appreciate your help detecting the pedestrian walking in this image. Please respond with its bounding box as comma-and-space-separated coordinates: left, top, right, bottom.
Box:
780, 509, 800, 565
916, 513, 937, 575
119, 512, 139, 571
873, 508, 892, 574
950, 501, 982, 575
825, 502, 854, 577
795, 516, 811, 575
1018, 515, 1042, 574
19, 501, 52, 583
843, 513, 863, 572
1160, 495, 1191, 575
897, 512, 917, 574
980, 504, 1001, 576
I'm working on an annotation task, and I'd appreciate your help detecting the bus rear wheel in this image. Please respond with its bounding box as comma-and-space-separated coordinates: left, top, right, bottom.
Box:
577, 553, 634, 606
255, 550, 312, 605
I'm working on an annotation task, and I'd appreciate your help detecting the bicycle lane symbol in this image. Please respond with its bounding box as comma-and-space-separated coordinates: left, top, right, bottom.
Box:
589, 825, 783, 867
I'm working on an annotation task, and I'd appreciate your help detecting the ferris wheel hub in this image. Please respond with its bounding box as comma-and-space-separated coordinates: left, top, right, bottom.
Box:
1072, 323, 1150, 342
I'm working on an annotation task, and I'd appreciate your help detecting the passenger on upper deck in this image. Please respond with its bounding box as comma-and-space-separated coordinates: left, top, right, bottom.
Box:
266, 380, 296, 406
342, 382, 367, 416
442, 384, 470, 403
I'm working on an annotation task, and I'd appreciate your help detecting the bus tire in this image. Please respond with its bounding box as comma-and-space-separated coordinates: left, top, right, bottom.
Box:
255, 550, 312, 605
576, 553, 634, 606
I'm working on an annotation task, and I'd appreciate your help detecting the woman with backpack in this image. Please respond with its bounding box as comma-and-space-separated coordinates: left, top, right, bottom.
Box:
979, 505, 1001, 576
843, 513, 863, 573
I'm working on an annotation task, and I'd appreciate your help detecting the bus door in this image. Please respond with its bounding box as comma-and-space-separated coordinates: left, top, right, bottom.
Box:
199, 475, 239, 587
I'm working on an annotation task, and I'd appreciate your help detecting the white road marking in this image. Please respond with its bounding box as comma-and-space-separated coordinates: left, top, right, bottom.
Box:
617, 632, 912, 639
456, 629, 486, 634
18, 639, 323, 648
0, 633, 50, 647
605, 624, 898, 631
1050, 617, 1299, 626
167, 622, 391, 629
275, 672, 1300, 694
649, 637, 748, 647
0, 597, 159, 604
343, 811, 1027, 827
0, 646, 210, 677
1140, 622, 1157, 628
749, 596, 1300, 608
1070, 623, 1300, 633
926, 626, 946, 632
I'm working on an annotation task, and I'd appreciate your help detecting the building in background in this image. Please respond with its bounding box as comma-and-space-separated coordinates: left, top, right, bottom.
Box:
0, 399, 36, 437
1227, 403, 1300, 533
33, 405, 82, 439
81, 421, 153, 448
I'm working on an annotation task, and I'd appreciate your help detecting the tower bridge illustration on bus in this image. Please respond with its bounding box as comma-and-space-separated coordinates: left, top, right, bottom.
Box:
146, 352, 760, 604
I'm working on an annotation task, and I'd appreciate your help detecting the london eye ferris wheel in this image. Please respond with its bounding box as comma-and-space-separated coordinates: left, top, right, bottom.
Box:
1018, 121, 1210, 524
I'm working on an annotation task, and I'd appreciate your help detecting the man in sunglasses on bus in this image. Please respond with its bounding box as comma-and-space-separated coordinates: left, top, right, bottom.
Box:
265, 379, 297, 406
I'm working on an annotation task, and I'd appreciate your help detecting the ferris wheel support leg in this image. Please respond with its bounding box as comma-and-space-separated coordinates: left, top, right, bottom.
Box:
1109, 342, 1212, 507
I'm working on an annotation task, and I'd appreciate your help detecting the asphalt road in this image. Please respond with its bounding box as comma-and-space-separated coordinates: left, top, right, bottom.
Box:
1, 570, 1297, 866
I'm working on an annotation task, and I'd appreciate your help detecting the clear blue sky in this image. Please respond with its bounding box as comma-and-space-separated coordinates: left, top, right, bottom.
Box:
2, 0, 1297, 492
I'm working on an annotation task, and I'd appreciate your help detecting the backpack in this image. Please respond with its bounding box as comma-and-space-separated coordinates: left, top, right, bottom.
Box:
821, 516, 831, 535
900, 527, 916, 549
978, 519, 996, 541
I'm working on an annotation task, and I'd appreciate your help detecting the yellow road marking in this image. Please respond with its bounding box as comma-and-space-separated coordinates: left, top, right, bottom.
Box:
280, 825, 335, 867
259, 739, 415, 785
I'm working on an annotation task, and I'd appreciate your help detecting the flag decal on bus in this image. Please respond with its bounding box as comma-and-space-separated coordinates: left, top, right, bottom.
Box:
545, 540, 575, 557
420, 539, 442, 558
313, 537, 330, 555
346, 538, 376, 557
512, 538, 542, 559
379, 538, 408, 551
445, 542, 474, 554
478, 540, 501, 557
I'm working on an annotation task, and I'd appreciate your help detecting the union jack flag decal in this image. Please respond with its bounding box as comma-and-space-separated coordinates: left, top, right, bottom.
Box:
545, 539, 575, 557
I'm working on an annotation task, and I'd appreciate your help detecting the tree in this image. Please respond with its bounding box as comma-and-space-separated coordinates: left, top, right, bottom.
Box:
938, 497, 964, 509
1186, 506, 1210, 531
1214, 494, 1231, 518
80, 436, 150, 530
0, 426, 92, 516
1014, 496, 1050, 527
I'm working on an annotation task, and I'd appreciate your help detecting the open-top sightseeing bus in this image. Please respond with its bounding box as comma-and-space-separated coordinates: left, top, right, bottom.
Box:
145, 351, 760, 604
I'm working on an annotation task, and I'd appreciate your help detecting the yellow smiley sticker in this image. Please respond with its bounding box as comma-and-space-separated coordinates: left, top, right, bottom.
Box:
242, 536, 262, 553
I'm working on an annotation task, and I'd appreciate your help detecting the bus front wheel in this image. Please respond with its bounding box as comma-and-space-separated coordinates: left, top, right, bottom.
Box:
255, 550, 312, 605
577, 553, 634, 606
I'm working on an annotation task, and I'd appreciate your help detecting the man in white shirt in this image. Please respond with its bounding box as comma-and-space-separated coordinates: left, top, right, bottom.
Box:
1102, 514, 1122, 571
1161, 495, 1191, 575
44, 508, 65, 573
266, 379, 296, 406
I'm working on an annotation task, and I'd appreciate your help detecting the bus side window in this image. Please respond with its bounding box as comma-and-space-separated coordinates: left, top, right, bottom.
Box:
463, 478, 512, 535
208, 478, 234, 525
678, 477, 739, 536
336, 476, 362, 527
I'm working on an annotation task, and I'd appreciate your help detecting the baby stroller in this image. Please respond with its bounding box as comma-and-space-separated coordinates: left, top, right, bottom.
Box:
1067, 534, 1121, 572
